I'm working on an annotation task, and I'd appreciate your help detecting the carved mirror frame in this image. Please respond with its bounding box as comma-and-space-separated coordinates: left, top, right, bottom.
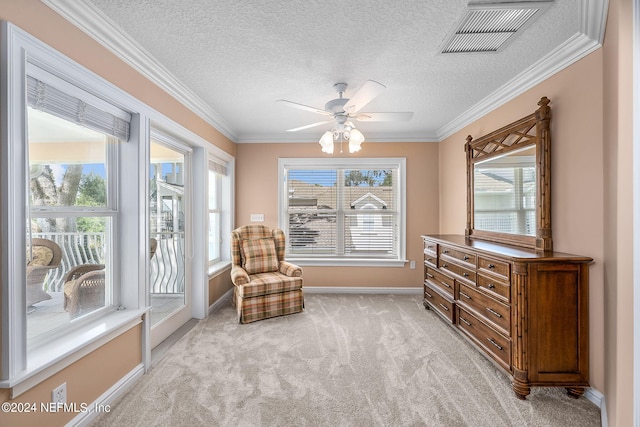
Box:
465, 97, 552, 251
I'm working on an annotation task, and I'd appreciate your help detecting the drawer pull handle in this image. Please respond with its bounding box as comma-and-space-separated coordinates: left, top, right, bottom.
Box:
463, 273, 469, 277
459, 291, 471, 300
441, 281, 451, 288
426, 273, 434, 279
486, 307, 502, 318
425, 291, 433, 298
442, 264, 448, 268
459, 317, 471, 326
427, 245, 434, 250
487, 283, 495, 289
443, 250, 449, 254
427, 258, 433, 262
463, 255, 469, 261
487, 338, 503, 350
439, 303, 450, 312
488, 264, 495, 269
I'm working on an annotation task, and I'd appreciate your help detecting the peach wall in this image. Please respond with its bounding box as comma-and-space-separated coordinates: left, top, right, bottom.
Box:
0, 325, 142, 426
438, 52, 606, 395
208, 268, 232, 306
602, 0, 634, 425
235, 141, 439, 288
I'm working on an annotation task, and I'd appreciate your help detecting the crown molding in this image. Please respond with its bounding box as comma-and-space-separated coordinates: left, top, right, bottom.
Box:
41, 0, 239, 142
437, 0, 608, 140
235, 132, 439, 144
43, 0, 607, 145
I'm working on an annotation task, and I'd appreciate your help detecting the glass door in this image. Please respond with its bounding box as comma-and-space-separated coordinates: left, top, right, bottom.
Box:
149, 135, 192, 348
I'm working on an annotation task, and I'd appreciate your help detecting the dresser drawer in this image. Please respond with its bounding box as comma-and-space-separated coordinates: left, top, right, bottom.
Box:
439, 260, 476, 285
478, 256, 510, 282
425, 267, 455, 298
424, 253, 437, 269
457, 283, 510, 335
424, 283, 455, 323
439, 245, 477, 268
423, 240, 438, 257
477, 273, 511, 303
457, 307, 511, 371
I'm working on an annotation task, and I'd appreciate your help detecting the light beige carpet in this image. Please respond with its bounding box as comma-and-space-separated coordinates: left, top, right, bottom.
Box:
92, 294, 601, 426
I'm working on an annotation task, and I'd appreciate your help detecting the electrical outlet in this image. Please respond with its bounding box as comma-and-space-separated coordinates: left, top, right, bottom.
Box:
410, 260, 416, 269
250, 213, 264, 222
52, 382, 66, 405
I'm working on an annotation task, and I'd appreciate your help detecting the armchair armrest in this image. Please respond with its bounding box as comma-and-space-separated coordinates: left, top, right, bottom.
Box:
279, 261, 303, 277
231, 265, 250, 286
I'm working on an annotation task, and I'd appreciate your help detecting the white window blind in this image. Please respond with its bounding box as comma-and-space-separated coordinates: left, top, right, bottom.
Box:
281, 159, 403, 262
208, 157, 228, 176
26, 67, 131, 141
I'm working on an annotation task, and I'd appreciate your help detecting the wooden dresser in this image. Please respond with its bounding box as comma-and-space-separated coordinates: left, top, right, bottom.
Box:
421, 234, 592, 399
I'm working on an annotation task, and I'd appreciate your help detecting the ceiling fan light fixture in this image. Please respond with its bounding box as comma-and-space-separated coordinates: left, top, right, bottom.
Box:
348, 128, 365, 153
319, 130, 334, 154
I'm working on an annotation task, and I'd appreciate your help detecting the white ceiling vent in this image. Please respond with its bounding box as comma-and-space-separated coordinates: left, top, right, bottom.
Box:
440, 1, 553, 54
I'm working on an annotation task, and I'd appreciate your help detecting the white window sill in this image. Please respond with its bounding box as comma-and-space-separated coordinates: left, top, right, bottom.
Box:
1, 307, 148, 398
287, 258, 408, 267
208, 260, 231, 277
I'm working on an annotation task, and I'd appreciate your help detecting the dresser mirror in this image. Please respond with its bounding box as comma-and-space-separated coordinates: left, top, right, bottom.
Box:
465, 97, 552, 251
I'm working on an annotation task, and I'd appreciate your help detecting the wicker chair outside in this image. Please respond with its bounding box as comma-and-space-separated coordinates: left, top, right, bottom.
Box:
63, 264, 105, 318
26, 238, 62, 308
150, 237, 158, 259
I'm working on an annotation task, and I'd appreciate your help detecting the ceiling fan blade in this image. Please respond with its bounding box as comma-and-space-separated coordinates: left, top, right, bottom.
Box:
355, 112, 414, 122
276, 99, 331, 116
342, 80, 386, 114
286, 119, 334, 132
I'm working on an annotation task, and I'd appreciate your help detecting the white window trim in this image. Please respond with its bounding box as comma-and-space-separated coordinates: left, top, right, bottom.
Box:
278, 157, 407, 267
207, 155, 234, 276
208, 164, 223, 265
0, 21, 235, 394
0, 21, 149, 392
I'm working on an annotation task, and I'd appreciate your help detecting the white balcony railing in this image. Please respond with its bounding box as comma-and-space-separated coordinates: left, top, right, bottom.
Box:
31, 232, 184, 294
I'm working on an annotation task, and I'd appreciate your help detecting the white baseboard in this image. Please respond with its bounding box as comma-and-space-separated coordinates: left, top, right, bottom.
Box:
67, 363, 144, 427
304, 286, 422, 295
208, 288, 233, 315
584, 387, 607, 427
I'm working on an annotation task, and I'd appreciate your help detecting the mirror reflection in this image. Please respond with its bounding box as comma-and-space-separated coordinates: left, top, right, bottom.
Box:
473, 145, 536, 236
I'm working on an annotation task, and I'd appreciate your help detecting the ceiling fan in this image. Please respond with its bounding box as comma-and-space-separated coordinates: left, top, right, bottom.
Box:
276, 80, 413, 153
277, 80, 414, 132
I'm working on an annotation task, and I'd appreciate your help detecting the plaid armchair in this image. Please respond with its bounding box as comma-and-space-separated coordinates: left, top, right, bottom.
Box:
231, 225, 304, 323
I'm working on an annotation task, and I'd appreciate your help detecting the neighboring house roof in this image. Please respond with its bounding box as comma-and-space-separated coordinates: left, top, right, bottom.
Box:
351, 192, 387, 209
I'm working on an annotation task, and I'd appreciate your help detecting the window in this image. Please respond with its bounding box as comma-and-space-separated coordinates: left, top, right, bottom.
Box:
279, 158, 406, 266
24, 63, 130, 345
2, 21, 230, 394
27, 106, 118, 342
2, 23, 145, 390
207, 156, 232, 272
208, 160, 223, 265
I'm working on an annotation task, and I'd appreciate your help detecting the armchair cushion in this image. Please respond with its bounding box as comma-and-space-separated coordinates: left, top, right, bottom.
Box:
241, 237, 279, 274
236, 272, 303, 298
27, 246, 54, 266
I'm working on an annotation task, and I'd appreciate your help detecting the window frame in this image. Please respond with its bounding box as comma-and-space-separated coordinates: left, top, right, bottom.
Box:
278, 157, 407, 267
207, 155, 233, 275
1, 20, 234, 396
0, 22, 148, 393
208, 166, 222, 265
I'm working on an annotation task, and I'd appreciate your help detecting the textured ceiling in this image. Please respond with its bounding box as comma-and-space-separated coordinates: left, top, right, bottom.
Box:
51, 0, 598, 143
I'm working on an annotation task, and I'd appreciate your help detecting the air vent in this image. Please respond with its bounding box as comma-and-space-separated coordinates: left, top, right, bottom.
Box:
440, 2, 552, 54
